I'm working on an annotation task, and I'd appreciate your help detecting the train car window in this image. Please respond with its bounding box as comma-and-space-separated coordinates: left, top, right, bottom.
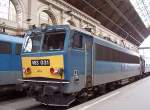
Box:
95, 43, 139, 64
42, 31, 65, 51
109, 48, 113, 61
120, 52, 124, 62
125, 54, 129, 63
101, 46, 105, 60
95, 45, 101, 60
112, 49, 117, 62
16, 44, 22, 55
72, 33, 83, 49
96, 44, 105, 61
0, 41, 11, 54
104, 46, 108, 61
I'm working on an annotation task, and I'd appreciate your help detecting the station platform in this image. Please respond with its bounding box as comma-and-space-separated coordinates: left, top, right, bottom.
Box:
0, 97, 40, 110
69, 76, 150, 110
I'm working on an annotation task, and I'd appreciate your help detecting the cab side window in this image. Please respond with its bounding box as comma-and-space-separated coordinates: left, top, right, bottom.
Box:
0, 41, 11, 54
72, 32, 83, 49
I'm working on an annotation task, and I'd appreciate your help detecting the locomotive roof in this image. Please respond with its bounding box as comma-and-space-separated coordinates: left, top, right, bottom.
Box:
29, 25, 139, 57
70, 25, 139, 57
69, 25, 139, 57
0, 34, 24, 44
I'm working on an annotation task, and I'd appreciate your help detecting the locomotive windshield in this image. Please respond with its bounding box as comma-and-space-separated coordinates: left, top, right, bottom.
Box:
23, 33, 42, 52
23, 31, 65, 53
42, 31, 65, 51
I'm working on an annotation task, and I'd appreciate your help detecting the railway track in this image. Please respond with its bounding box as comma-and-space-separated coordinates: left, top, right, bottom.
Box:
0, 90, 26, 102
0, 97, 40, 110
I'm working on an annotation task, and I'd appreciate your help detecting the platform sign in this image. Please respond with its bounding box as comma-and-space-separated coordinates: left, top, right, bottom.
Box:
0, 0, 10, 19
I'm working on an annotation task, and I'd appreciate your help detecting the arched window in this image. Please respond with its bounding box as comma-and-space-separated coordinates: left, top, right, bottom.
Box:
39, 11, 53, 25
0, 0, 17, 21
9, 1, 17, 21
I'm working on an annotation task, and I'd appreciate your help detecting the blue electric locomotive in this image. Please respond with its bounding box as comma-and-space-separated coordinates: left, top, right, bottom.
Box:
21, 25, 141, 106
0, 34, 24, 90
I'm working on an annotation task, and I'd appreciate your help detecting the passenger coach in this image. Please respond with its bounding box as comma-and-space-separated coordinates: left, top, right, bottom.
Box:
21, 25, 141, 106
0, 34, 23, 91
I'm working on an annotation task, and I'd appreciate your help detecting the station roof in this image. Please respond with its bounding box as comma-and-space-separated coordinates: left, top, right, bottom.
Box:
63, 0, 150, 46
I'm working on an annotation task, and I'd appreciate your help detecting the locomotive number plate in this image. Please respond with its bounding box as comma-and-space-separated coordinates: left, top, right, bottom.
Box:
31, 59, 50, 66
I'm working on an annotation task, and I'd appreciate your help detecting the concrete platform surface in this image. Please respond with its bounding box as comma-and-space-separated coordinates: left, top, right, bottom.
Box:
69, 76, 150, 110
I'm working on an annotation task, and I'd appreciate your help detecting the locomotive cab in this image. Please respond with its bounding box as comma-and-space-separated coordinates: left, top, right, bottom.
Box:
22, 30, 66, 80
21, 26, 76, 106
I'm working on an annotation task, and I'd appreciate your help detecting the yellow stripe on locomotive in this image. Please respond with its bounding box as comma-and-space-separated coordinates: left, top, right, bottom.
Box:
22, 55, 64, 79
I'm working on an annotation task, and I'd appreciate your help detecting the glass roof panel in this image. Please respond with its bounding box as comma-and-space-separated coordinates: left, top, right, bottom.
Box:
130, 0, 150, 28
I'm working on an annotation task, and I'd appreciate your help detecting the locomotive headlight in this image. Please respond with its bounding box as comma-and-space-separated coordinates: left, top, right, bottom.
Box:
50, 68, 64, 75
26, 67, 32, 73
23, 67, 32, 74
50, 68, 55, 74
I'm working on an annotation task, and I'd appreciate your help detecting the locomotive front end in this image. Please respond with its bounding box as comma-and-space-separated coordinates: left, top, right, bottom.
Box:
22, 55, 64, 80
21, 26, 74, 106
